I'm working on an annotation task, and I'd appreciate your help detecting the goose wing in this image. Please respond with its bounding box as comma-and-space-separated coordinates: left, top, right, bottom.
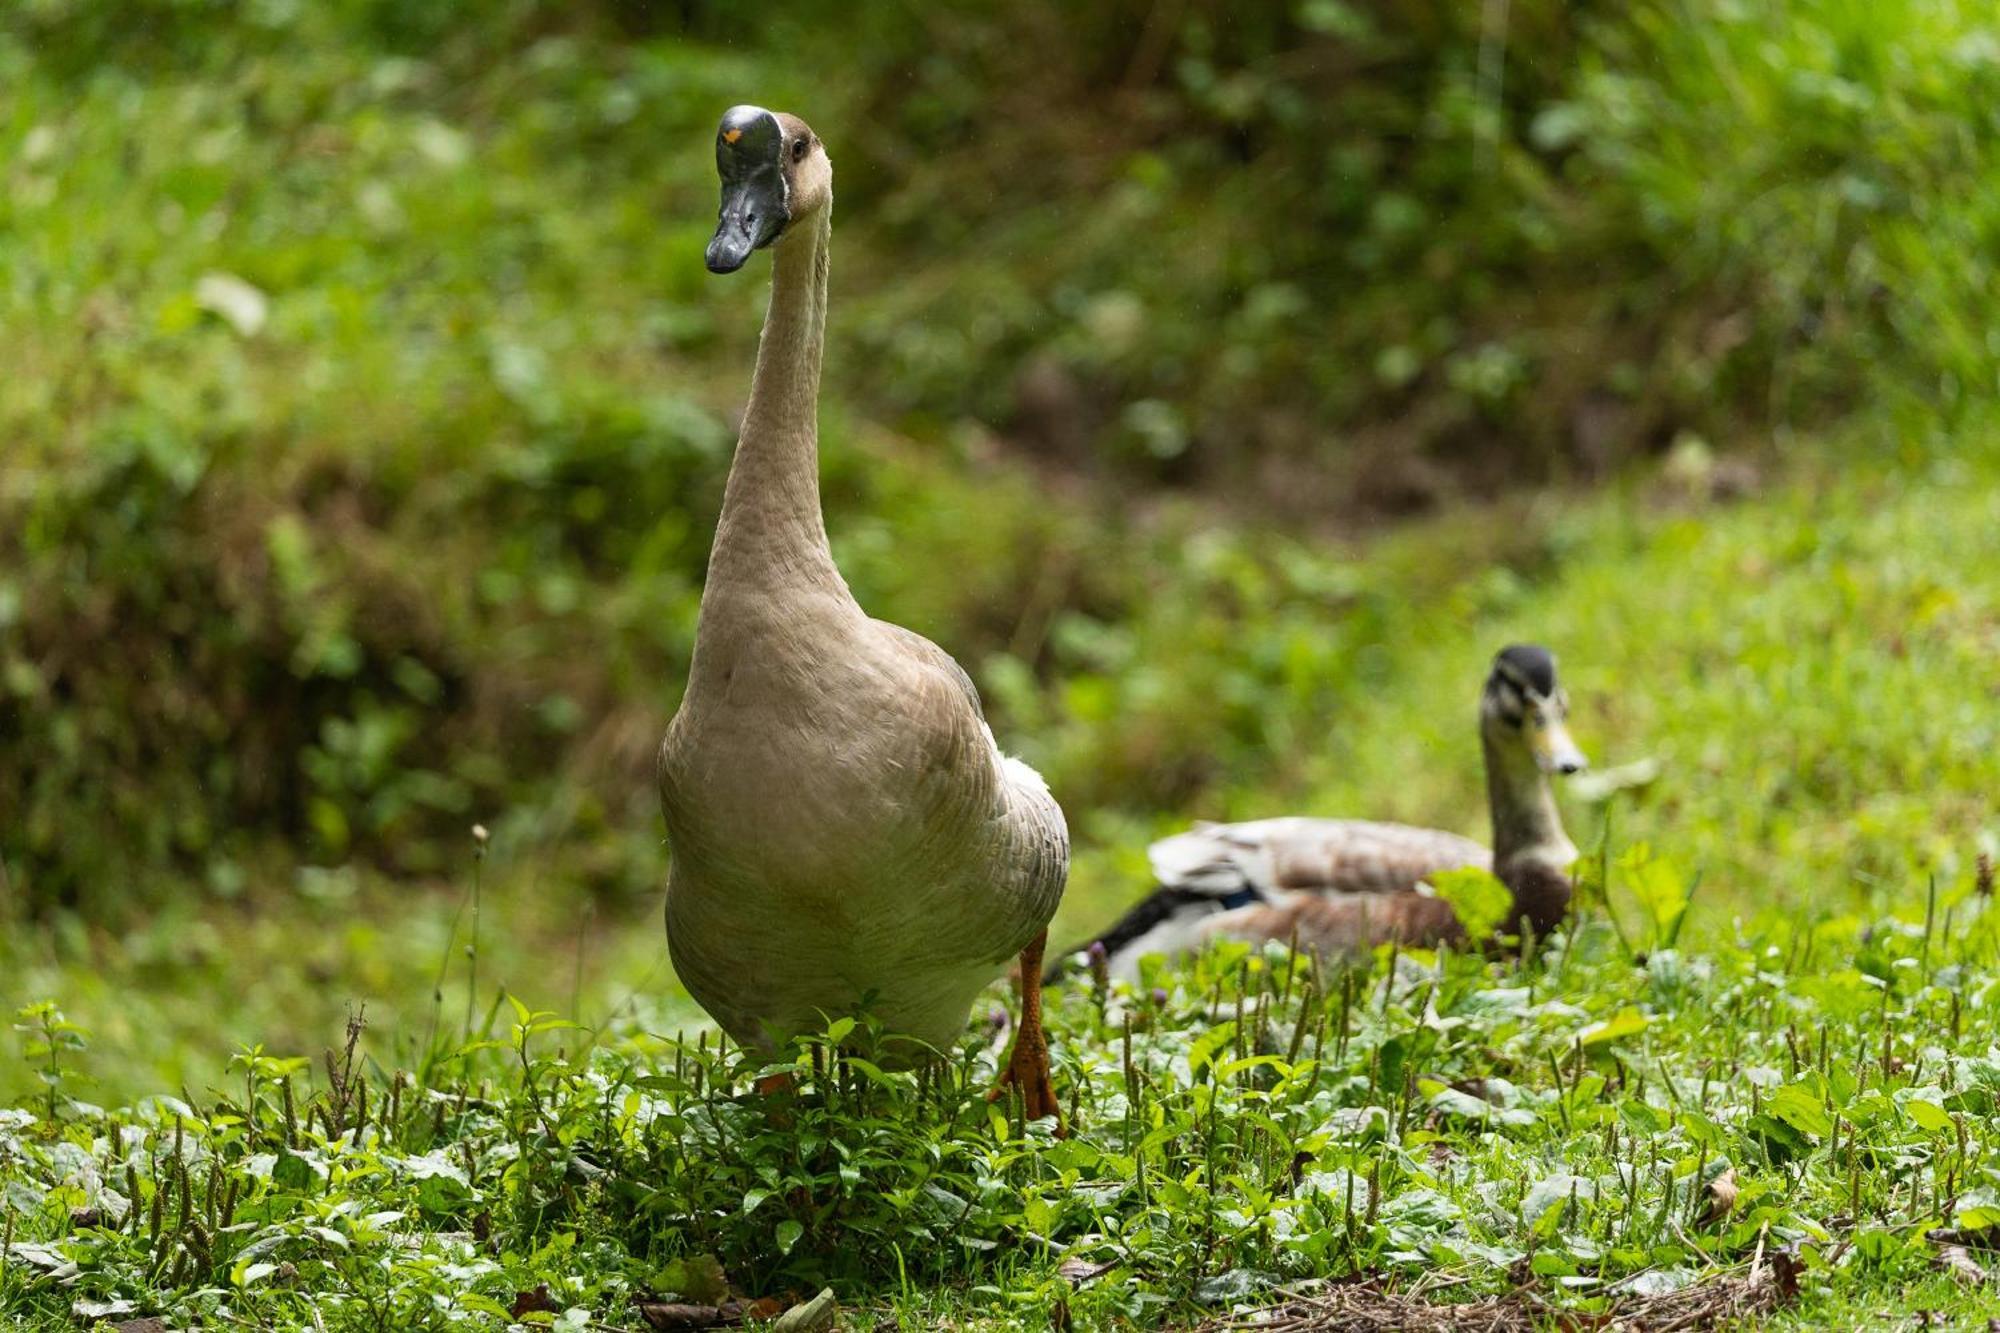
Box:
987, 748, 1069, 962
874, 619, 1068, 964
874, 620, 988, 723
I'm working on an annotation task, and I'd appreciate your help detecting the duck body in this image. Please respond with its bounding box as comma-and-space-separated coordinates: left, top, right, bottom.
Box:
1082, 817, 1485, 983
1064, 645, 1583, 982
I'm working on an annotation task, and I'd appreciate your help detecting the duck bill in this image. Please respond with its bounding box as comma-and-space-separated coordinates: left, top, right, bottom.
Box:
1530, 719, 1588, 776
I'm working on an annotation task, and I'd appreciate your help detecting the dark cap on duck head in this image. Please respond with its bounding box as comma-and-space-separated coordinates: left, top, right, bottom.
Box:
706, 105, 790, 274
1486, 643, 1586, 776
1492, 643, 1558, 697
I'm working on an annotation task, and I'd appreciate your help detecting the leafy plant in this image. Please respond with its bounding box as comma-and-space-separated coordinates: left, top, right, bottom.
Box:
7, 897, 2000, 1327
1430, 866, 1514, 943
10, 1003, 86, 1125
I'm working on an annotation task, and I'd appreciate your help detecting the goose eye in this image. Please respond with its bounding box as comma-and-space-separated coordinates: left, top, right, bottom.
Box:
791, 137, 810, 162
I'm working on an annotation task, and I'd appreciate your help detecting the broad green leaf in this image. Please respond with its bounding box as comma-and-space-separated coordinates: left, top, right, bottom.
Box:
1523, 1172, 1593, 1234
1766, 1082, 1832, 1139
1188, 1022, 1237, 1075
1022, 1193, 1057, 1236
1617, 843, 1690, 943
1619, 1100, 1665, 1135
1217, 1055, 1285, 1082
272, 1149, 318, 1190
1678, 1108, 1723, 1148
842, 1057, 896, 1086
1744, 1113, 1810, 1162
987, 1102, 1011, 1144
1903, 1096, 1952, 1134
1430, 866, 1512, 942
1578, 1008, 1650, 1047
234, 1260, 279, 1287
657, 1255, 729, 1304
1957, 1189, 2000, 1231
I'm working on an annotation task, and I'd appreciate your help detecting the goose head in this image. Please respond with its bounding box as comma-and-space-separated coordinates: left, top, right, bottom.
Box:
1481, 643, 1587, 778
705, 105, 832, 274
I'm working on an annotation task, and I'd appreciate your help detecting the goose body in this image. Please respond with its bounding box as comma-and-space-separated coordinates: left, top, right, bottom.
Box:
659, 108, 1067, 1094
660, 614, 1067, 1051
1065, 645, 1584, 981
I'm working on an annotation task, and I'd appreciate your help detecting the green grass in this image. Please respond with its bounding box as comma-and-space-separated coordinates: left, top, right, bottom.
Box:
8, 433, 2000, 1326
12, 886, 2000, 1329
10, 422, 1997, 1109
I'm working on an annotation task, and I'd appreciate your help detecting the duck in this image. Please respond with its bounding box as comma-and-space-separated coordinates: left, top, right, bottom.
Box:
657, 107, 1069, 1125
1060, 644, 1585, 982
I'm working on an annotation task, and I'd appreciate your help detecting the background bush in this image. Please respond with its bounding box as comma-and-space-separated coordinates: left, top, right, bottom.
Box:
3, 0, 1996, 919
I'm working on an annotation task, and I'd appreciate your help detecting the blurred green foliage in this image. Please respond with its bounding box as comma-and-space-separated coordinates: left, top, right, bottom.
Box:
2, 0, 1997, 921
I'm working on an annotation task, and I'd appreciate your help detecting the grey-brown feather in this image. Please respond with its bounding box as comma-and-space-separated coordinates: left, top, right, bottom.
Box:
1207, 891, 1466, 956
1064, 645, 1582, 977
659, 172, 1066, 1063
1154, 816, 1489, 898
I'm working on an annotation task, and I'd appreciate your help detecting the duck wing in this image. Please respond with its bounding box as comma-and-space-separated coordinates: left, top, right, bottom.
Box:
1202, 889, 1465, 957
1056, 817, 1487, 981
1149, 816, 1489, 898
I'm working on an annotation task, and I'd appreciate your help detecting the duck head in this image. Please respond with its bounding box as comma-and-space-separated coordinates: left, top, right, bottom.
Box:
705, 105, 832, 274
1481, 643, 1587, 777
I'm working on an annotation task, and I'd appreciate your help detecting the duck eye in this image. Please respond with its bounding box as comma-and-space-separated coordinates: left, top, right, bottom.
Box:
791, 137, 810, 162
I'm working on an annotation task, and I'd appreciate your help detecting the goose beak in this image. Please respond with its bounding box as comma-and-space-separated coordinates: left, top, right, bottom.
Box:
1531, 717, 1588, 777
706, 105, 789, 274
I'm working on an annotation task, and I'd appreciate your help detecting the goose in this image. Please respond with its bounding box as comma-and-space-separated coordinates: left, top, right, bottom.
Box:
657, 107, 1069, 1124
1060, 645, 1585, 982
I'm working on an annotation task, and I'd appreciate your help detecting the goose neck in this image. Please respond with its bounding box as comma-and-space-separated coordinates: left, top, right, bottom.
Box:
707, 205, 841, 596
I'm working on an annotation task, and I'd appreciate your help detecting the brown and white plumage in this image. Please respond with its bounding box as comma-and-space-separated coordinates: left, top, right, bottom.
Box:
1149, 816, 1488, 899
658, 107, 1067, 1117
1063, 645, 1585, 982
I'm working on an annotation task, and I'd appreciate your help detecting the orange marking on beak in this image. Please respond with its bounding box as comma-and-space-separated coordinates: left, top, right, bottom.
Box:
722, 128, 743, 144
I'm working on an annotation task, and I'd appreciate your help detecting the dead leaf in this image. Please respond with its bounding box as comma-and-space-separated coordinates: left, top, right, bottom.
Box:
194, 272, 269, 338
1057, 1255, 1119, 1286
771, 1288, 838, 1333
1768, 1246, 1802, 1301
655, 1254, 730, 1306
635, 1303, 724, 1330
1941, 1245, 1989, 1285
1568, 757, 1663, 804
112, 1321, 169, 1333
1700, 1168, 1739, 1228
510, 1285, 559, 1318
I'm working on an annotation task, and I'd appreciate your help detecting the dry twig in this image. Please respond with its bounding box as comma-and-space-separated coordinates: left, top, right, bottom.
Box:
1190, 1257, 1799, 1333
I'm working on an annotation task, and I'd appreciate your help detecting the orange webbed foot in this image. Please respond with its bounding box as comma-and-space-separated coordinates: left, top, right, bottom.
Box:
987, 930, 1066, 1136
